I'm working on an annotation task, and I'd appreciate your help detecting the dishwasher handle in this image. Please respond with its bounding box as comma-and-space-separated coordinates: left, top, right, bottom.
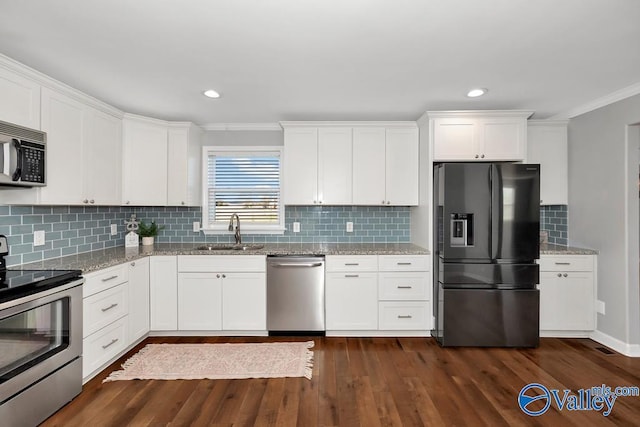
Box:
269, 262, 324, 268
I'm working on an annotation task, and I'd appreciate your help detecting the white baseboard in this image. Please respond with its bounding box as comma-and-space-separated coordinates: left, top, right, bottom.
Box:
540, 330, 591, 338
149, 330, 269, 337
590, 330, 640, 357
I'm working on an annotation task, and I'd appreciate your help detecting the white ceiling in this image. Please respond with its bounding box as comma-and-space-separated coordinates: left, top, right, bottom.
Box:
1, 0, 639, 126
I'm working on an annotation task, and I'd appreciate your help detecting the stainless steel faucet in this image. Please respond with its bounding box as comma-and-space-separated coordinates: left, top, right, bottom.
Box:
228, 213, 241, 244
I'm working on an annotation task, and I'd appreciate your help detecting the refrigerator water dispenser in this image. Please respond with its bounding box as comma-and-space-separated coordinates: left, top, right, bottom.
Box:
450, 213, 473, 247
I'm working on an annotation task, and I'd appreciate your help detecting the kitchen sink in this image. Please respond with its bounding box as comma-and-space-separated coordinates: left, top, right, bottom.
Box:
194, 244, 264, 251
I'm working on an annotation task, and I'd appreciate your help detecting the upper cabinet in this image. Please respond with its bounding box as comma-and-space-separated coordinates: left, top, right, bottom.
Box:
527, 120, 568, 206
122, 115, 203, 207
282, 122, 419, 206
430, 111, 533, 161
39, 88, 123, 205
0, 66, 41, 129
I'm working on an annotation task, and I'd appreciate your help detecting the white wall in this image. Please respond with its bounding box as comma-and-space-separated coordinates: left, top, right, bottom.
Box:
202, 129, 283, 147
568, 93, 640, 345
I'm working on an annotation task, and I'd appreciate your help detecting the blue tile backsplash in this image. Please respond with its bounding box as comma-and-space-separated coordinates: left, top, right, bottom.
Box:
540, 205, 568, 245
0, 205, 410, 267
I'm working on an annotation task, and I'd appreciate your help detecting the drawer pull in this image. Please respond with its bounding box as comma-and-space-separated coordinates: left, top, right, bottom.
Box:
102, 338, 119, 349
101, 275, 119, 282
554, 262, 571, 265
397, 285, 413, 289
345, 274, 359, 278
101, 303, 118, 312
563, 273, 568, 278
397, 262, 412, 266
398, 315, 413, 319
344, 263, 359, 266
557, 273, 562, 277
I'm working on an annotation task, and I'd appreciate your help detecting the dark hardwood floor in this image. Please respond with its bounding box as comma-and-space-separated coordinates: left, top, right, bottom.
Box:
41, 337, 640, 426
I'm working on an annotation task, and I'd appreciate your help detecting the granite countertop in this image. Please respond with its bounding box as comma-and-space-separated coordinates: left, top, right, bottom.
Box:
18, 242, 430, 274
540, 243, 598, 255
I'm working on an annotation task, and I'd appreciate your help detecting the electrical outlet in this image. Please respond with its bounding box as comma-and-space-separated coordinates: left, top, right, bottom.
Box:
34, 230, 45, 247
193, 221, 200, 232
596, 300, 606, 315
110, 224, 118, 235
346, 222, 354, 233
293, 222, 300, 233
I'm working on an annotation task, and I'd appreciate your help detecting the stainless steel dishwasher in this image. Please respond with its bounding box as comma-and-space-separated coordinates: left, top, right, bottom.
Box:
266, 255, 325, 333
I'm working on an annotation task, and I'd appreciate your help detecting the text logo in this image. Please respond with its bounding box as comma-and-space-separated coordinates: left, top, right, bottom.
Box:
518, 383, 551, 416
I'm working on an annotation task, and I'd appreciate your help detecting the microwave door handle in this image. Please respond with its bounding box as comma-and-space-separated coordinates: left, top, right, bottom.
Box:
11, 139, 22, 181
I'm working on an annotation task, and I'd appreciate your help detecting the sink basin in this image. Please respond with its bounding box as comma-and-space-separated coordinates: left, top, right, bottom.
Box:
194, 244, 264, 251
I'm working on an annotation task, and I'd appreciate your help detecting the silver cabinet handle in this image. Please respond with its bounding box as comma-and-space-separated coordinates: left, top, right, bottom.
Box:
475, 154, 479, 159
398, 315, 413, 319
555, 262, 571, 265
131, 262, 136, 266
397, 262, 412, 266
90, 199, 95, 204
382, 200, 385, 204
102, 338, 119, 349
125, 201, 130, 205
101, 275, 119, 282
481, 154, 485, 158
563, 273, 568, 278
271, 263, 323, 268
344, 263, 359, 266
222, 274, 226, 278
397, 285, 412, 289
216, 274, 220, 278
101, 303, 118, 312
345, 274, 359, 278
181, 201, 185, 205
557, 273, 562, 277
82, 199, 88, 204
386, 201, 391, 205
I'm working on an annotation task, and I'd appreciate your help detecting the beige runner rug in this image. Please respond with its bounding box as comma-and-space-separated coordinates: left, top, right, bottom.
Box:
103, 341, 314, 382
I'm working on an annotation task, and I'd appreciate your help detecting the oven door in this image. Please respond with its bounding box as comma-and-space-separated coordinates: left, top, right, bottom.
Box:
0, 279, 83, 403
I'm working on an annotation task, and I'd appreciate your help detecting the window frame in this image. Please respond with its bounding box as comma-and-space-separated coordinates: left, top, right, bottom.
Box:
201, 146, 285, 235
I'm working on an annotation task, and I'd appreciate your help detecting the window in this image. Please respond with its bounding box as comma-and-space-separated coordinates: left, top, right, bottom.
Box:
202, 146, 284, 234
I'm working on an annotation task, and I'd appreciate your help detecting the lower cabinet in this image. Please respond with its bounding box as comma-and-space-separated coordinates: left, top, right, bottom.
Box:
538, 254, 596, 335
326, 271, 378, 330
222, 273, 266, 330
150, 256, 178, 331
128, 257, 150, 342
177, 272, 223, 330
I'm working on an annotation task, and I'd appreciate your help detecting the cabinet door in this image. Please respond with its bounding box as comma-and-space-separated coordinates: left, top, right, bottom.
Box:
353, 127, 386, 205
527, 123, 568, 205
167, 127, 189, 206
283, 127, 318, 204
39, 88, 86, 204
480, 118, 526, 160
0, 67, 41, 129
318, 127, 352, 204
222, 272, 266, 330
178, 273, 222, 330
539, 271, 595, 331
84, 108, 122, 205
385, 127, 419, 205
122, 117, 168, 206
150, 256, 178, 330
432, 118, 477, 160
326, 272, 378, 330
128, 258, 150, 343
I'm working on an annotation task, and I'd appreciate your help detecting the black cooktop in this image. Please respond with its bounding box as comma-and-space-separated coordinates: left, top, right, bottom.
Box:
0, 269, 83, 304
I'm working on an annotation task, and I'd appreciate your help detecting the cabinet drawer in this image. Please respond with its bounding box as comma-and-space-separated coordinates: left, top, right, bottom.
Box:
538, 255, 593, 272
83, 283, 128, 338
83, 316, 128, 379
378, 302, 430, 330
379, 272, 430, 301
325, 255, 378, 272
177, 255, 265, 272
83, 264, 128, 298
378, 255, 429, 272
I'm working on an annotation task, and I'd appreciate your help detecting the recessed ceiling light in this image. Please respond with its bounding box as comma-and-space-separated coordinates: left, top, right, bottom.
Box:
467, 88, 488, 98
203, 89, 220, 98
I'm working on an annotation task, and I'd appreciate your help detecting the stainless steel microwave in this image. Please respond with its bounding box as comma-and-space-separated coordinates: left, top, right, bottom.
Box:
0, 119, 46, 188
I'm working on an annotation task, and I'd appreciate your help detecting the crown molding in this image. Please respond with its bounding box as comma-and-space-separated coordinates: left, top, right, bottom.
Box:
201, 123, 282, 131
425, 110, 534, 119
0, 52, 124, 119
279, 121, 418, 128
551, 82, 640, 119
527, 119, 569, 127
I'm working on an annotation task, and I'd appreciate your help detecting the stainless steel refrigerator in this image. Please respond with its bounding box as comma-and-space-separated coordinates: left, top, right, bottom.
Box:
432, 163, 540, 347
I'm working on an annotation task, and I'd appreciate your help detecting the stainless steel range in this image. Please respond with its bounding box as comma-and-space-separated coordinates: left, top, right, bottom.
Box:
0, 235, 83, 426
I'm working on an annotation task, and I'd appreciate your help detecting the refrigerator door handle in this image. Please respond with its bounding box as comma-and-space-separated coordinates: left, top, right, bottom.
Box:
490, 165, 502, 260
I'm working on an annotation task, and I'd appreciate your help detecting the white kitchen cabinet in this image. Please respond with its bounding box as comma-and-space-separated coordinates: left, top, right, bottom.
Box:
283, 126, 352, 205
39, 88, 122, 205
178, 272, 223, 330
527, 120, 568, 205
150, 256, 178, 331
325, 255, 378, 330
122, 115, 168, 206
128, 257, 150, 343
538, 255, 596, 335
430, 111, 532, 161
352, 127, 419, 206
39, 87, 86, 204
167, 123, 202, 206
0, 67, 41, 129
176, 255, 266, 332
